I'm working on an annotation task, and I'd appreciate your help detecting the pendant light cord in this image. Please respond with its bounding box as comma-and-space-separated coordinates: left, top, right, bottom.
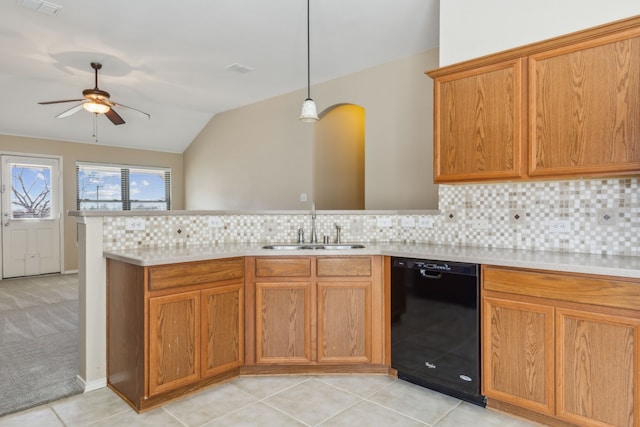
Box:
306, 0, 311, 100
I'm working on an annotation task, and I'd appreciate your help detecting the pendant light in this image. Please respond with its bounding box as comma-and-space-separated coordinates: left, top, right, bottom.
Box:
299, 0, 318, 122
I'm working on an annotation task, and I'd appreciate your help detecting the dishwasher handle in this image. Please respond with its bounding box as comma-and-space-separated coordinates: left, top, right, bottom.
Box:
420, 269, 442, 279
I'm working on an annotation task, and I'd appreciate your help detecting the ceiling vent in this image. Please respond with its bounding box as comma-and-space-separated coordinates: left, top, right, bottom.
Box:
226, 63, 255, 74
17, 0, 62, 16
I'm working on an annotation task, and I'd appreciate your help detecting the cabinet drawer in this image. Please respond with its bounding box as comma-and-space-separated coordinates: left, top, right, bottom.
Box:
317, 257, 371, 277
483, 266, 640, 311
149, 258, 244, 290
255, 258, 311, 277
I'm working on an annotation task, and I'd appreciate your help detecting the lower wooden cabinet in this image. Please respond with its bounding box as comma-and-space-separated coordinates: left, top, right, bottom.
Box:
482, 265, 640, 427
107, 257, 244, 411
245, 256, 386, 370
482, 296, 554, 416
148, 291, 200, 396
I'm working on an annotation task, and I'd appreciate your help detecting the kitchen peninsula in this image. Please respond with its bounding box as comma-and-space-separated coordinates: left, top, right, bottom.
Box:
73, 208, 640, 425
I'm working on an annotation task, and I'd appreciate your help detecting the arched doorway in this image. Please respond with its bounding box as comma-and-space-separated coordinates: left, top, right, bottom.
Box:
313, 104, 365, 210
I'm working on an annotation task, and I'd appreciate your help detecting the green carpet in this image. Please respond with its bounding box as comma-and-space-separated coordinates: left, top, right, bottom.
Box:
0, 274, 82, 417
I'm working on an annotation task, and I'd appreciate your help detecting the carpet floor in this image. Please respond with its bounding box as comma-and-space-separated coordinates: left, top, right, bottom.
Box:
0, 274, 82, 417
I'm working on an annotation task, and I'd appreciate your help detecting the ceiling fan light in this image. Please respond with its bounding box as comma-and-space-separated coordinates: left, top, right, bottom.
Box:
299, 98, 319, 122
83, 101, 110, 114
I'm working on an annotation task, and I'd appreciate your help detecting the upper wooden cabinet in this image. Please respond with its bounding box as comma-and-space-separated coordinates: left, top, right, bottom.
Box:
428, 15, 640, 183
432, 58, 526, 182
529, 31, 640, 177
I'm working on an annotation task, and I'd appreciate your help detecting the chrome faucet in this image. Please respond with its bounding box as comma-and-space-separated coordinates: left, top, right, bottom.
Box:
298, 228, 305, 244
334, 224, 342, 244
310, 202, 318, 244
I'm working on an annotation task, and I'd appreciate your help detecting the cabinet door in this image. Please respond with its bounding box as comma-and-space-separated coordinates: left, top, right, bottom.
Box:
433, 58, 525, 182
201, 283, 244, 378
482, 296, 555, 416
529, 33, 640, 177
556, 308, 640, 427
255, 281, 312, 364
317, 281, 371, 363
148, 291, 200, 396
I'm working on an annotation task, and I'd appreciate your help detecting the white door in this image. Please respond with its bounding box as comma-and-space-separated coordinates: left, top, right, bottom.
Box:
1, 155, 61, 278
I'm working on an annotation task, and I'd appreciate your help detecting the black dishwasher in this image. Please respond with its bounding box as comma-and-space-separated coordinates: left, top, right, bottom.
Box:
391, 257, 485, 406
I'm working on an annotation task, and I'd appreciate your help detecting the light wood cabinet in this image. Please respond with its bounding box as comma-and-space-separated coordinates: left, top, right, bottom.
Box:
431, 58, 525, 182
244, 256, 386, 371
482, 265, 640, 427
148, 291, 200, 396
428, 16, 640, 183
529, 31, 640, 177
107, 257, 244, 411
482, 296, 554, 416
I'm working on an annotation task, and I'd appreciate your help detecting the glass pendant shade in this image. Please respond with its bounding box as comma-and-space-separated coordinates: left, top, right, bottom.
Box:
83, 101, 110, 114
299, 98, 319, 122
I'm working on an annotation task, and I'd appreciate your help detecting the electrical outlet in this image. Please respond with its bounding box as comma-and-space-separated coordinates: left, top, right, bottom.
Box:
208, 216, 224, 228
376, 217, 393, 228
548, 220, 571, 233
417, 216, 435, 229
400, 216, 416, 228
125, 218, 145, 231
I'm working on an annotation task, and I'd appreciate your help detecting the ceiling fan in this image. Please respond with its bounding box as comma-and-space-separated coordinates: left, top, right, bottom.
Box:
38, 62, 150, 125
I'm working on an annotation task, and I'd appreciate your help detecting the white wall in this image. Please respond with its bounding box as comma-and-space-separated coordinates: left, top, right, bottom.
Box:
440, 1, 640, 65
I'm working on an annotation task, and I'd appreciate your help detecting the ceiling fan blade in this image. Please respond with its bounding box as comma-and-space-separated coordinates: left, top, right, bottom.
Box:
39, 99, 85, 105
55, 103, 84, 118
105, 108, 125, 125
112, 102, 150, 119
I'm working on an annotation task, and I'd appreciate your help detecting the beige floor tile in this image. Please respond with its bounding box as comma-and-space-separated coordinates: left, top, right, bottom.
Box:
162, 382, 258, 426
203, 401, 306, 427
51, 388, 131, 426
434, 402, 541, 427
87, 407, 185, 427
0, 406, 63, 427
264, 378, 361, 426
319, 401, 425, 427
233, 375, 311, 399
367, 379, 460, 425
315, 374, 397, 398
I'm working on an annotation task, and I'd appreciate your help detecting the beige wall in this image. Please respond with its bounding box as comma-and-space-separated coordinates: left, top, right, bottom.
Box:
0, 134, 184, 272
184, 48, 439, 210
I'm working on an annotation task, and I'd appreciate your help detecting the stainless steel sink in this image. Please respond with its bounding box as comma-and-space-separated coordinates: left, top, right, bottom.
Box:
262, 243, 365, 250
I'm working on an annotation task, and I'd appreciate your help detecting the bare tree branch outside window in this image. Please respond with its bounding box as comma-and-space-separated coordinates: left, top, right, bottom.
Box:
11, 166, 51, 218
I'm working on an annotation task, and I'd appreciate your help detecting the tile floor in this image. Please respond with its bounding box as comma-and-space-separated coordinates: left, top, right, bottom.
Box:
0, 374, 542, 427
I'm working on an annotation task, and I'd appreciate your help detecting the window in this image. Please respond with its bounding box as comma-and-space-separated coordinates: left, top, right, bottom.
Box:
76, 162, 171, 211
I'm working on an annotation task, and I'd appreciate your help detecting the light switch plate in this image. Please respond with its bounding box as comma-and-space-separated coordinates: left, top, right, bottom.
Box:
417, 217, 435, 229
400, 216, 416, 228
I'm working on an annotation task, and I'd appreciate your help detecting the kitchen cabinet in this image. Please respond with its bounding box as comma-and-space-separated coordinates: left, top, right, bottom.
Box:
428, 16, 640, 183
107, 257, 244, 411
482, 265, 640, 427
244, 256, 386, 371
431, 58, 526, 182
529, 31, 640, 177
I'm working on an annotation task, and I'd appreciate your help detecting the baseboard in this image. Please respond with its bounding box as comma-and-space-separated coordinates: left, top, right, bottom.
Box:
63, 269, 79, 275
76, 375, 107, 392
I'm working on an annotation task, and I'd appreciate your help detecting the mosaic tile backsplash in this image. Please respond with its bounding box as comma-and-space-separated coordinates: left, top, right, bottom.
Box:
103, 178, 639, 257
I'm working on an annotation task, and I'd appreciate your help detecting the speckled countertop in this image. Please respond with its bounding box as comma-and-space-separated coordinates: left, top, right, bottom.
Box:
104, 242, 640, 279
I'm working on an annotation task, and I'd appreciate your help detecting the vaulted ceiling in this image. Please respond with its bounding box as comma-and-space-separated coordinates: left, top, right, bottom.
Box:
0, 0, 439, 152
